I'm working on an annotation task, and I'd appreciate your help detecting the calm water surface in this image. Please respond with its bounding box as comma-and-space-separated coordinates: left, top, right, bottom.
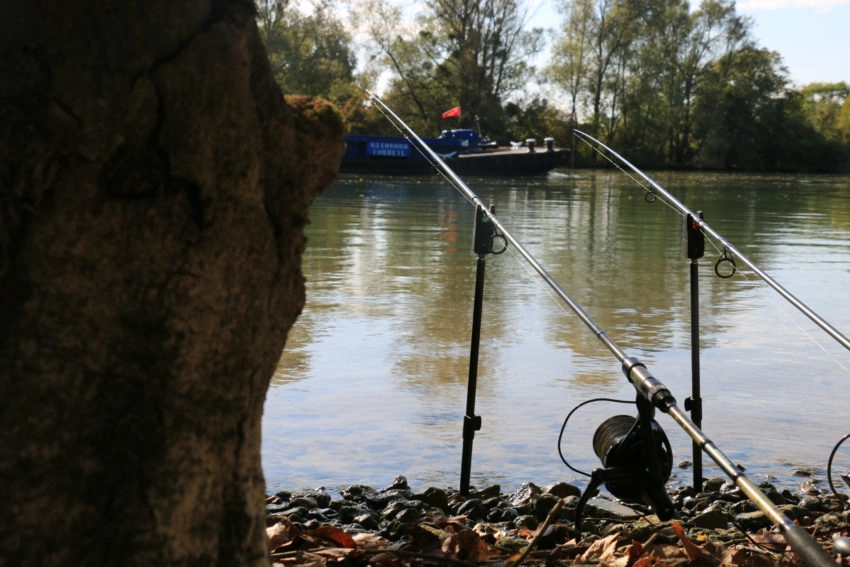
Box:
263, 170, 850, 496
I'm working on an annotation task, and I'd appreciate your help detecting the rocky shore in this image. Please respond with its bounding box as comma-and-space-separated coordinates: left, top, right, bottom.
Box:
265, 473, 850, 566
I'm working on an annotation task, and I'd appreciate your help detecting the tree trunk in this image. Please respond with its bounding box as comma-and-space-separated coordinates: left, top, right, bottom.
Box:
0, 2, 344, 565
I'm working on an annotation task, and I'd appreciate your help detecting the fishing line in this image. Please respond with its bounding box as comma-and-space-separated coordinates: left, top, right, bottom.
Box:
371, 95, 849, 376
571, 132, 673, 212
364, 91, 836, 565
364, 93, 481, 209
367, 92, 590, 334
367, 92, 603, 360
558, 397, 635, 477
573, 132, 850, 376
572, 130, 850, 356
702, 231, 850, 375
369, 94, 576, 323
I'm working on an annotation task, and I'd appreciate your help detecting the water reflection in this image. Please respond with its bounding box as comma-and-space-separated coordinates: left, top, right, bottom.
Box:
266, 170, 850, 495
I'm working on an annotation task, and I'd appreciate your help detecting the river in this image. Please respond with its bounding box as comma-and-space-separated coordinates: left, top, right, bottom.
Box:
262, 169, 850, 498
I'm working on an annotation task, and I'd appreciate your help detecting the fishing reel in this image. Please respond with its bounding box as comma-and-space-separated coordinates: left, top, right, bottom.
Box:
575, 395, 675, 533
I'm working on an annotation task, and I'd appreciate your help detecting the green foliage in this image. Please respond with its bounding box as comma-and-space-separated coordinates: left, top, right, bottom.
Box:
691, 47, 782, 169
357, 0, 543, 139
256, 0, 359, 106
254, 0, 850, 171
839, 96, 850, 146
547, 0, 849, 171
692, 49, 845, 171
504, 97, 572, 145
614, 0, 754, 166
801, 82, 850, 142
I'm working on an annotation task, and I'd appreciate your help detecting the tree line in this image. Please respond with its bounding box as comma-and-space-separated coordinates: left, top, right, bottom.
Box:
256, 0, 850, 172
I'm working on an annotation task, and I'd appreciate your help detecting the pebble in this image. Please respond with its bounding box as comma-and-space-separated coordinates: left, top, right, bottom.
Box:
691, 507, 731, 529
267, 474, 850, 549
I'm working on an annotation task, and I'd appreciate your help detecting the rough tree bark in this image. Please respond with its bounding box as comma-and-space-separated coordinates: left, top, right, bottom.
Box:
0, 1, 344, 565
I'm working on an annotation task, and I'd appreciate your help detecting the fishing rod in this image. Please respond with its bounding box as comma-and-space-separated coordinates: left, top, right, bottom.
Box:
363, 93, 619, 357
364, 90, 834, 566
573, 129, 850, 354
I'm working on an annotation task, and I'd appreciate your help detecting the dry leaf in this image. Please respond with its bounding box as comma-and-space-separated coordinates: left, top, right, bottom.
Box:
626, 540, 651, 565
671, 521, 703, 561
353, 532, 390, 550
310, 547, 357, 562
270, 550, 327, 567
580, 533, 620, 562
441, 532, 460, 556
632, 555, 660, 567
751, 529, 789, 552
267, 518, 294, 550
457, 529, 490, 562
723, 545, 780, 567
434, 515, 468, 531
305, 526, 357, 549
642, 543, 687, 561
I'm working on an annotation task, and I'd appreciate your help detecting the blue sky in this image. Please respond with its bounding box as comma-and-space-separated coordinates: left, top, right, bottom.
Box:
527, 0, 850, 87
737, 0, 850, 86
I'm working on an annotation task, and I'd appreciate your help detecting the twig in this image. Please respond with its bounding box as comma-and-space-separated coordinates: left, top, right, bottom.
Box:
507, 498, 564, 567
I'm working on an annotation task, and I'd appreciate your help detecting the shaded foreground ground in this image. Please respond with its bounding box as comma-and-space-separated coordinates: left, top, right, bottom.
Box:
265, 475, 850, 566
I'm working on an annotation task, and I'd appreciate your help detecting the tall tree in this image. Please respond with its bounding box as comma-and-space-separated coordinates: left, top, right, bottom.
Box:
257, 0, 359, 105
548, 0, 599, 127
549, 0, 754, 165
548, 0, 641, 139
359, 0, 541, 137
620, 0, 750, 164
801, 82, 850, 142
839, 95, 850, 147
693, 46, 793, 169
430, 0, 538, 105
0, 1, 344, 565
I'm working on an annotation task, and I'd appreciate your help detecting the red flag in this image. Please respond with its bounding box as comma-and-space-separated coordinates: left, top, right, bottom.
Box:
441, 106, 461, 119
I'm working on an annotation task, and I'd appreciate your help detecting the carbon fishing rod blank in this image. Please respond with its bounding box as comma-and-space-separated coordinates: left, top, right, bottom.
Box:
367, 92, 835, 565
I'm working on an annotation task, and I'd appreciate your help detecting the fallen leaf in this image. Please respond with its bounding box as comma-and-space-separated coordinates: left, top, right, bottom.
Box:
442, 532, 460, 556
305, 526, 357, 549
267, 518, 294, 550
270, 550, 327, 567
642, 543, 687, 561
310, 546, 357, 562
627, 540, 645, 556
751, 529, 789, 552
456, 529, 489, 562
723, 545, 780, 567
352, 532, 390, 550
580, 533, 620, 562
671, 521, 703, 561
626, 540, 649, 565
632, 555, 659, 567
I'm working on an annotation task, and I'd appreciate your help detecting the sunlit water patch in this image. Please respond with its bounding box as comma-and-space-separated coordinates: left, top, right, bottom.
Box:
263, 171, 850, 498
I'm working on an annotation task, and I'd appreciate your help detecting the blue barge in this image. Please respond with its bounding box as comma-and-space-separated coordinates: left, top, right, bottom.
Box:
340, 129, 570, 176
